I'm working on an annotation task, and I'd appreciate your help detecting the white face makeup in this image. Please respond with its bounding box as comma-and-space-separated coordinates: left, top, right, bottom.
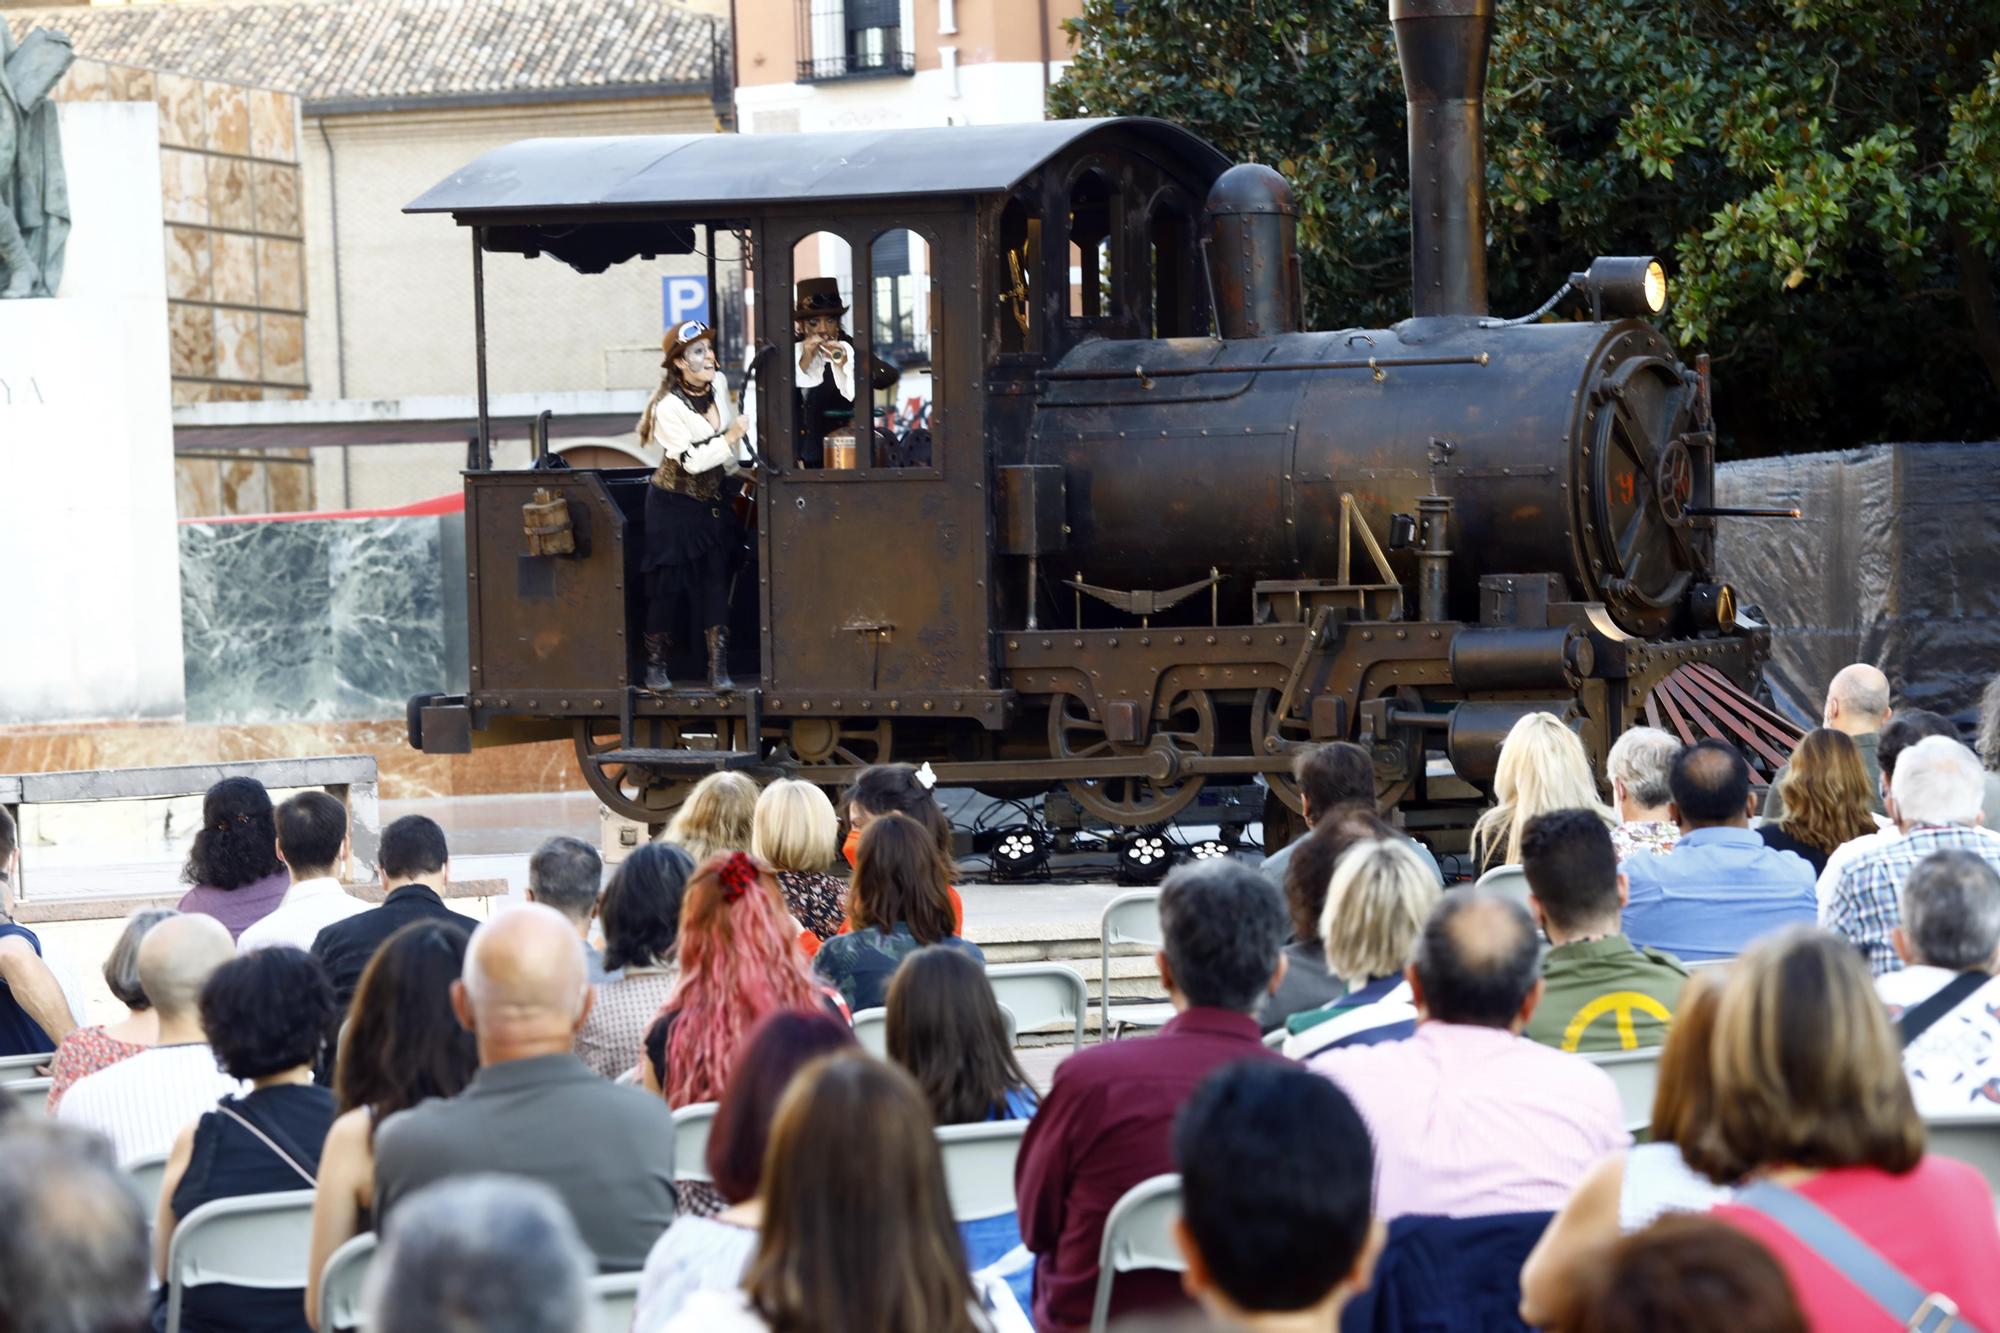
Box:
676, 338, 717, 385
802, 314, 842, 341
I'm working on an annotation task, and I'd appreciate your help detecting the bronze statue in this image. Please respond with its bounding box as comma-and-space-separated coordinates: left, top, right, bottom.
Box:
0, 20, 74, 300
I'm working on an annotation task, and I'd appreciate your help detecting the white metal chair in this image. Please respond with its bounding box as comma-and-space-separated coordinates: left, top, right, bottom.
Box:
672, 1100, 720, 1185
1088, 1173, 1184, 1333
855, 1003, 1015, 1058
1683, 958, 1734, 972
935, 1119, 1030, 1223
161, 1189, 317, 1333
852, 1007, 889, 1057
1924, 1116, 2000, 1197
317, 1231, 377, 1333
1584, 1046, 1665, 1135
1262, 1027, 1287, 1050
9, 1075, 52, 1115
588, 1271, 642, 1333
1100, 890, 1173, 1038
0, 1051, 46, 1085
127, 1151, 171, 1219
1472, 864, 1535, 913
987, 962, 1090, 1049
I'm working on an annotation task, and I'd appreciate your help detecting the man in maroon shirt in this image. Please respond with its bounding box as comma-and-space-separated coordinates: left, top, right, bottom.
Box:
1015, 859, 1290, 1332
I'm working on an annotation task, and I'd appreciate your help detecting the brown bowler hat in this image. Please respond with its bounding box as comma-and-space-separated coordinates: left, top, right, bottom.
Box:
661, 318, 716, 369
793, 277, 848, 319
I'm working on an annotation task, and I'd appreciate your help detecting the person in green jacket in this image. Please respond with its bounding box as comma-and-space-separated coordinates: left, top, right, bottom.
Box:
1520, 809, 1689, 1054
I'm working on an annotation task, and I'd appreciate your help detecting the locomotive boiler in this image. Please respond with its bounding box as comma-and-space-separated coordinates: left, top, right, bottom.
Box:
403, 0, 1796, 855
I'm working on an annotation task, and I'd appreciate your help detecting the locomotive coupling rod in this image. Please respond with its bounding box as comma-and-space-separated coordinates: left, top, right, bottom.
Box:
1683, 506, 1802, 519
1043, 352, 1491, 382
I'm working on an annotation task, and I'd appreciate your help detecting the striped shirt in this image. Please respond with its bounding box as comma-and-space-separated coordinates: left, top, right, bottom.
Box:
57, 1044, 246, 1164
1826, 824, 2000, 976
1310, 1021, 1630, 1222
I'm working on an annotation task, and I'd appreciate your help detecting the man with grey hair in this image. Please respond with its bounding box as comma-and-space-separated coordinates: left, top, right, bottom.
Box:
524, 835, 614, 984
1766, 662, 1892, 821
58, 914, 241, 1162
366, 1175, 592, 1333
1827, 735, 2000, 975
0, 1122, 151, 1333
1308, 892, 1628, 1222
1605, 725, 1683, 859
371, 903, 675, 1271
1877, 850, 2000, 1116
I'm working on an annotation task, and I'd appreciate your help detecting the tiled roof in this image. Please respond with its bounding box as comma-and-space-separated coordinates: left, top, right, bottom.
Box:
5, 0, 721, 104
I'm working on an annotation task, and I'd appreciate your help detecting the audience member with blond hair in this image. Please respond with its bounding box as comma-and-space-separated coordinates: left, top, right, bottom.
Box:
577, 842, 694, 1079
1760, 728, 1881, 875
44, 907, 174, 1111
751, 778, 847, 942
663, 1053, 1018, 1333
1469, 712, 1614, 875
1518, 971, 1732, 1325
666, 771, 760, 865
1605, 725, 1683, 859
1260, 806, 1394, 1032
1699, 926, 2000, 1330
814, 813, 982, 1013
1548, 1215, 1805, 1333
1283, 835, 1441, 1055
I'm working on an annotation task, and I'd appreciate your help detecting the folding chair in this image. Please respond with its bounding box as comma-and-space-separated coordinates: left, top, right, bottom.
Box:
161, 1189, 317, 1333
1088, 1173, 1184, 1333
1099, 891, 1173, 1038
588, 1271, 642, 1333
852, 1007, 889, 1057
987, 962, 1089, 1050
317, 1231, 377, 1333
935, 1120, 1031, 1223
855, 1003, 1014, 1058
0, 1051, 46, 1085
672, 1100, 720, 1185
126, 1151, 171, 1219
1924, 1116, 2000, 1197
10, 1075, 52, 1116
1584, 1047, 1664, 1136
1683, 958, 1734, 973
1472, 864, 1534, 914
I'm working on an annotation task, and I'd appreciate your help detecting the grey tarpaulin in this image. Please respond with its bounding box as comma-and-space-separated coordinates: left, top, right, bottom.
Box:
1714, 442, 2000, 728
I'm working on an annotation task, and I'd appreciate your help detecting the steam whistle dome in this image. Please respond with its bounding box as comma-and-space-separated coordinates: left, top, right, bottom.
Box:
1204, 163, 1302, 338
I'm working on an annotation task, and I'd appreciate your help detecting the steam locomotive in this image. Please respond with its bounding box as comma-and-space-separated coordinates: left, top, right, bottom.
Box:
403, 0, 1785, 855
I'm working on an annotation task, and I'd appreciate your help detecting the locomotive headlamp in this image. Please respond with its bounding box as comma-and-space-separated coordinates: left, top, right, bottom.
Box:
1574, 256, 1669, 319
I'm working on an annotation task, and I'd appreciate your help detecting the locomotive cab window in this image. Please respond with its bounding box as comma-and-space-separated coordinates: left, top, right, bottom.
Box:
996, 195, 1042, 357
782, 227, 934, 473
1067, 169, 1119, 323
1148, 194, 1202, 338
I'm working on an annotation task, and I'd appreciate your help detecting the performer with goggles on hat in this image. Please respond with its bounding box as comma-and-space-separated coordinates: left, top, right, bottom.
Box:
636, 318, 750, 692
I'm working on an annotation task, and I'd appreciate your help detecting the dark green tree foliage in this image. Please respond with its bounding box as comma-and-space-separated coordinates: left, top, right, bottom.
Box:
1048, 0, 2000, 455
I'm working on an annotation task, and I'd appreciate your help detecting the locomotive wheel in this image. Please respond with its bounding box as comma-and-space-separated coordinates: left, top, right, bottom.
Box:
1250, 688, 1313, 816
572, 719, 695, 825
785, 717, 892, 769
1049, 689, 1216, 825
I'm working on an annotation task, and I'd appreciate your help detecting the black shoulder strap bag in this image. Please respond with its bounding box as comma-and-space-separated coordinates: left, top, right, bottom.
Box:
1899, 970, 1990, 1047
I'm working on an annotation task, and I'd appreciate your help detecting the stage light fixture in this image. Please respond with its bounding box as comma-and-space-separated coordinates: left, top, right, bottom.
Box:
1118, 832, 1174, 884
989, 824, 1050, 880
1188, 838, 1233, 862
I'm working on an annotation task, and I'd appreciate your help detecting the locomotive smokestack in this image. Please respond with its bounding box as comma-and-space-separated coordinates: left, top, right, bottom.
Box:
1391, 0, 1493, 317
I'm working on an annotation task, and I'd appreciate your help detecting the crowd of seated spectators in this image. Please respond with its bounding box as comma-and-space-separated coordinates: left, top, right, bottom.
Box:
11, 663, 2000, 1333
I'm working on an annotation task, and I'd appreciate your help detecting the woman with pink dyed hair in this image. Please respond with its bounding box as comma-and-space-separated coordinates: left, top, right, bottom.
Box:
641, 851, 847, 1215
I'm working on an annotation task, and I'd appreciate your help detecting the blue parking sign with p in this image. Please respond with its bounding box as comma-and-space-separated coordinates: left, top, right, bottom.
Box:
663, 276, 709, 328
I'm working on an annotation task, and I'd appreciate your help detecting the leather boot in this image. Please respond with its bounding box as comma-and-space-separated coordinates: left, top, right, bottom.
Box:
642, 632, 673, 692
705, 625, 734, 692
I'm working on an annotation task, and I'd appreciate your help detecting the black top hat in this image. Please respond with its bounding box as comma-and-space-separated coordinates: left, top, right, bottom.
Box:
793, 277, 849, 319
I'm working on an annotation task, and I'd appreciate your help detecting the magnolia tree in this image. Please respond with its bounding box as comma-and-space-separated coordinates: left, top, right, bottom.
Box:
1049, 0, 2000, 456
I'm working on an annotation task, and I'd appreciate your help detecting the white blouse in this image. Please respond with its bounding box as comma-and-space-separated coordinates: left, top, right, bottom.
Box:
632, 1216, 758, 1332
795, 339, 857, 400
1617, 1141, 1731, 1232
645, 372, 748, 475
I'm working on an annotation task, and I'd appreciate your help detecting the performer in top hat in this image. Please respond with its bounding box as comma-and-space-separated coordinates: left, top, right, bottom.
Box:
636, 319, 748, 692
793, 276, 857, 469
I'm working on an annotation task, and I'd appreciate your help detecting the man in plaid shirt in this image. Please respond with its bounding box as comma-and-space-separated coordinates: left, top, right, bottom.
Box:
1827, 735, 2000, 975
